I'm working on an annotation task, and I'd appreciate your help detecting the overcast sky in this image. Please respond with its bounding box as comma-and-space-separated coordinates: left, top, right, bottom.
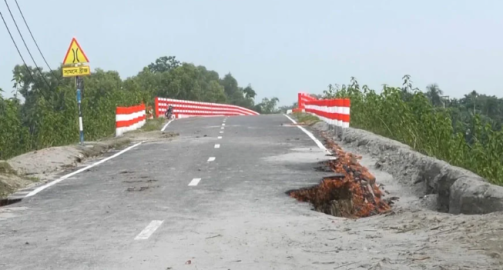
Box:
1, 0, 502, 105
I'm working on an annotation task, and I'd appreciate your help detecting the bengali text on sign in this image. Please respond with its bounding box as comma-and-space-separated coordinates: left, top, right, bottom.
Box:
62, 66, 91, 77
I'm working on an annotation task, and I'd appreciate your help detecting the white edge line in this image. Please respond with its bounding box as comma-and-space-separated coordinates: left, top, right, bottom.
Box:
189, 178, 201, 186
214, 144, 220, 149
283, 114, 328, 153
161, 120, 173, 131
207, 157, 216, 162
134, 220, 164, 240
25, 141, 144, 197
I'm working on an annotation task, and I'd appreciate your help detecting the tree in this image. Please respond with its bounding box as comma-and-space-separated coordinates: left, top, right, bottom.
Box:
243, 85, 256, 99
323, 84, 339, 98
147, 56, 180, 73
256, 97, 280, 114
0, 55, 277, 159
425, 83, 444, 107
220, 73, 240, 100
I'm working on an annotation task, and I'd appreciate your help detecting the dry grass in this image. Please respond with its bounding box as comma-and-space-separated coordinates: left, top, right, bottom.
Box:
292, 112, 320, 125
140, 118, 165, 131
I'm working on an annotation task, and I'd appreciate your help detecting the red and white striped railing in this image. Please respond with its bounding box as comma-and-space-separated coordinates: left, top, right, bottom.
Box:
294, 92, 317, 113
304, 98, 351, 128
292, 92, 351, 128
116, 103, 146, 136
155, 97, 259, 118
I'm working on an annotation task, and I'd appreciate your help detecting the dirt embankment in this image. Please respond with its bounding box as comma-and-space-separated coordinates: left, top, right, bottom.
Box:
0, 120, 178, 200
316, 123, 503, 215
294, 119, 503, 268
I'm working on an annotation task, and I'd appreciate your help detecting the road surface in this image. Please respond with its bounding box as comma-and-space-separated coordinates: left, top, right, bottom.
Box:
0, 115, 335, 270
1, 115, 497, 270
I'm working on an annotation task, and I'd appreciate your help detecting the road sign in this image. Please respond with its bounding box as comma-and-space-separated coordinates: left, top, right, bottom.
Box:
62, 65, 91, 77
62, 37, 89, 65
61, 37, 91, 145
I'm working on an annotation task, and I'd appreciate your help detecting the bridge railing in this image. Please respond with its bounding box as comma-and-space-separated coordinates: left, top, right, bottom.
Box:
155, 97, 259, 118
293, 93, 351, 128
116, 103, 146, 136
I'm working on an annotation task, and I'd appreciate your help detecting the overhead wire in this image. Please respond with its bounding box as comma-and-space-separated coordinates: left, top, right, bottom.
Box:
0, 9, 36, 83
13, 0, 56, 75
3, 0, 52, 89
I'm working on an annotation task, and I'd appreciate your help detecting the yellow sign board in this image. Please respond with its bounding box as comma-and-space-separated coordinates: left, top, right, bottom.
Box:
62, 66, 91, 77
62, 38, 89, 65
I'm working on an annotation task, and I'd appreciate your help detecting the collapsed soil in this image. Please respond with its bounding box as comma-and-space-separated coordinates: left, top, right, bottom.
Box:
290, 118, 503, 268
289, 134, 395, 218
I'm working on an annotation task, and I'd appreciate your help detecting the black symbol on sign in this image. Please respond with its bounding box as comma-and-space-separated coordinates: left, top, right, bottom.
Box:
72, 48, 80, 63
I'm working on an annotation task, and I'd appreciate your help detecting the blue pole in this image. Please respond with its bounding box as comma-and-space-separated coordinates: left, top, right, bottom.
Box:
76, 76, 84, 144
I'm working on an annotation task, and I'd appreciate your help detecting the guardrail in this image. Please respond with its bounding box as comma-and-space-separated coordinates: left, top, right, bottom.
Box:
155, 97, 259, 118
116, 103, 146, 136
297, 92, 317, 112
293, 93, 351, 128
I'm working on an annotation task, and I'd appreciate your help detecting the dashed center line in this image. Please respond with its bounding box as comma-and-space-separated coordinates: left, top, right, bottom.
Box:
189, 178, 201, 186
215, 144, 220, 149
218, 136, 222, 139
220, 131, 224, 134
208, 157, 216, 162
134, 220, 164, 240
222, 123, 225, 126
221, 126, 224, 129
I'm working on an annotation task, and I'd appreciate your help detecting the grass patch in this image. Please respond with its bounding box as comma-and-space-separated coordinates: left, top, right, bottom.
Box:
292, 112, 320, 125
0, 161, 16, 175
141, 118, 165, 132
0, 181, 12, 198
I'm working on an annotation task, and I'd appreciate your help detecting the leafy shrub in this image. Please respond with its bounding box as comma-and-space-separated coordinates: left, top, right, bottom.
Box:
324, 77, 503, 185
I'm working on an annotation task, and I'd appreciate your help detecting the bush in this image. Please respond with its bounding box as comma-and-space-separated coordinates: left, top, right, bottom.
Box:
325, 78, 503, 185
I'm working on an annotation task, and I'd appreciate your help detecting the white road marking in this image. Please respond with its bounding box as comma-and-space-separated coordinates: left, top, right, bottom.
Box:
207, 157, 216, 162
221, 126, 224, 129
215, 144, 220, 149
220, 131, 224, 134
134, 220, 164, 240
218, 136, 222, 139
25, 142, 144, 197
283, 114, 328, 152
222, 123, 225, 126
189, 178, 201, 186
161, 120, 173, 131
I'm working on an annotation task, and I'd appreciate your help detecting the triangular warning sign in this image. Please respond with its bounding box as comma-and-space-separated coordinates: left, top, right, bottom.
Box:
62, 38, 89, 65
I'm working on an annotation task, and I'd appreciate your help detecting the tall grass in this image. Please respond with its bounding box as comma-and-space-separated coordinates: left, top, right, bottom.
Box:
327, 78, 503, 185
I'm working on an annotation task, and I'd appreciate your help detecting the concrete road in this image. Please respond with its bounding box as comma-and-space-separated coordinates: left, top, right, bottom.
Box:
0, 115, 339, 270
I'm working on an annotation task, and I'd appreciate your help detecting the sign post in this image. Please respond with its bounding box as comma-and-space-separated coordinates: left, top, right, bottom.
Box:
62, 37, 90, 144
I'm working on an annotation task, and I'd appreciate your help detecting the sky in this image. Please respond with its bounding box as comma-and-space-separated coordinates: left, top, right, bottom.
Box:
1, 0, 503, 106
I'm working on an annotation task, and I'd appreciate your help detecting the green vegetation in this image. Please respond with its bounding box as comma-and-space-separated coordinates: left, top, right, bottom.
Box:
140, 118, 165, 132
0, 56, 279, 160
255, 97, 281, 114
293, 112, 320, 125
0, 161, 15, 175
322, 76, 503, 185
